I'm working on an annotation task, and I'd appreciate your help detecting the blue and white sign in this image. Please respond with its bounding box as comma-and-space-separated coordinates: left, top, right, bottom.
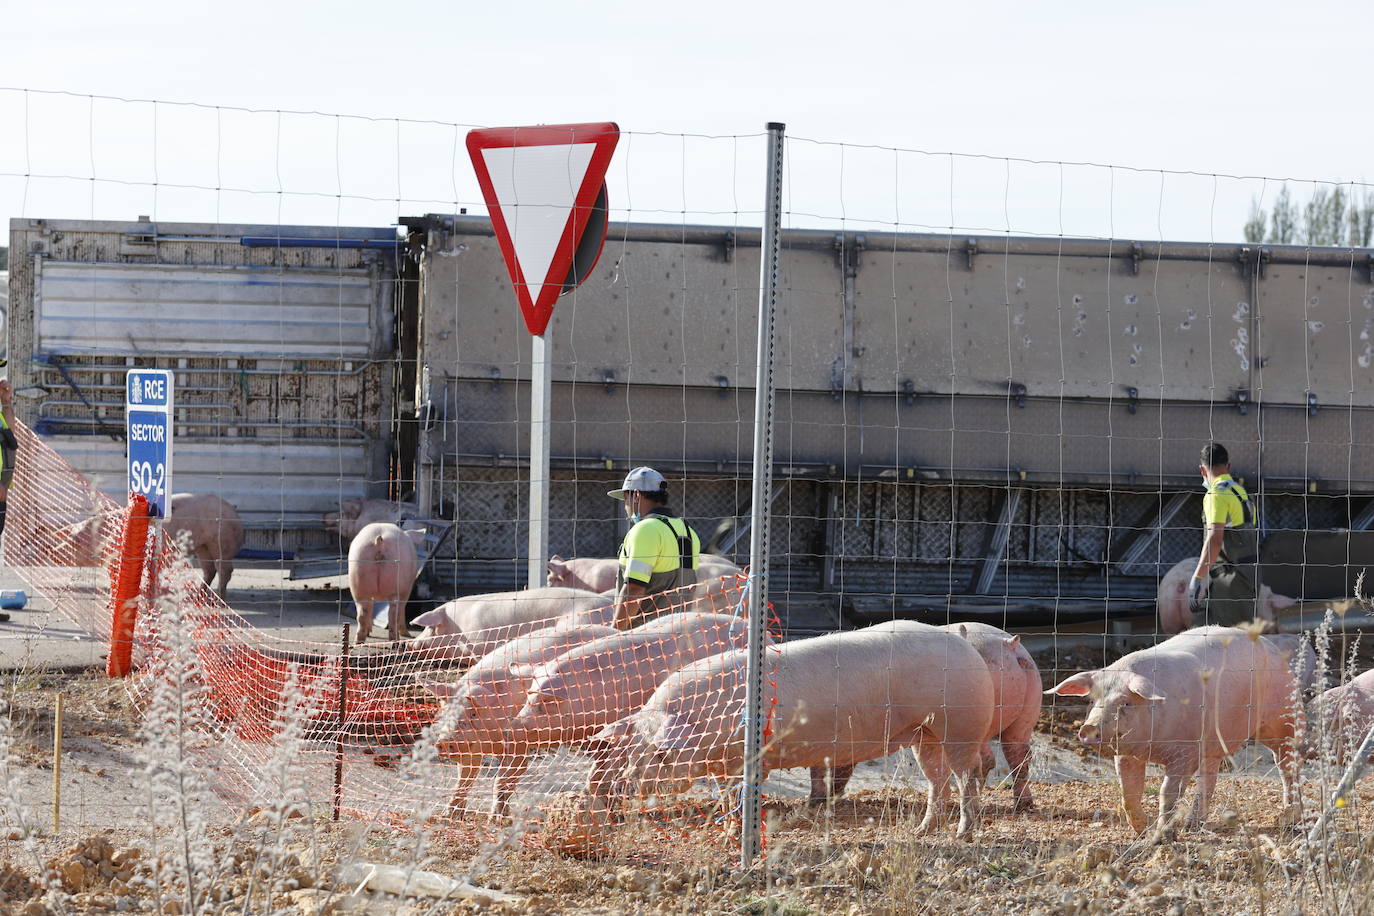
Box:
126, 369, 173, 518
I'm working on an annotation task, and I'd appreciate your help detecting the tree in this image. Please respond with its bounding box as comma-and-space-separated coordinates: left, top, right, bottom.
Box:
1244, 183, 1374, 247
1243, 201, 1266, 243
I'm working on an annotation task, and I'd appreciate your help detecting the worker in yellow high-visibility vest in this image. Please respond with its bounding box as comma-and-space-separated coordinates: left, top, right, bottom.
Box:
607, 467, 701, 630
1188, 442, 1261, 626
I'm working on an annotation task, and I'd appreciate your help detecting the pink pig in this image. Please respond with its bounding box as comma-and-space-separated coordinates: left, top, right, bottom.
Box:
427, 622, 618, 819
324, 498, 417, 541
1308, 668, 1374, 765
407, 587, 611, 663
942, 621, 1041, 812
1157, 557, 1297, 634
46, 493, 244, 597
498, 612, 752, 817
547, 553, 743, 597
806, 622, 1039, 812
546, 556, 618, 593
347, 522, 422, 644
165, 493, 245, 598
601, 620, 994, 838
1048, 626, 1304, 833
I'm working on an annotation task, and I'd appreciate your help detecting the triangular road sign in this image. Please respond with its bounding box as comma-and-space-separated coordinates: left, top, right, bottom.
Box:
466, 122, 620, 336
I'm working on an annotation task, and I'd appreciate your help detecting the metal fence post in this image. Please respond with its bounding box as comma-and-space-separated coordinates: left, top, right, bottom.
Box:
741, 121, 785, 866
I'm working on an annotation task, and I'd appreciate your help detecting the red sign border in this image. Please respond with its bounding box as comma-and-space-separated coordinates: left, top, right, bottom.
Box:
466, 122, 620, 336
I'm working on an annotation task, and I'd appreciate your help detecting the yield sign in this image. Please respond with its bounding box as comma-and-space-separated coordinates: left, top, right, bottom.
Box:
467, 122, 620, 336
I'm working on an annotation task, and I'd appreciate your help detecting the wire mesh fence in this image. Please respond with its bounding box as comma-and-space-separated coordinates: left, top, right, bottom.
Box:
7, 87, 1374, 883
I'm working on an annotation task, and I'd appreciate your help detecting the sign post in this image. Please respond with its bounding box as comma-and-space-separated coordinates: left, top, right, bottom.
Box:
126, 369, 173, 519
466, 122, 619, 588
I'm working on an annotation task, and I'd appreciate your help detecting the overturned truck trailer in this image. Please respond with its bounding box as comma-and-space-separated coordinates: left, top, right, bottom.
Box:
5, 218, 401, 557
408, 214, 1374, 631
8, 215, 1374, 631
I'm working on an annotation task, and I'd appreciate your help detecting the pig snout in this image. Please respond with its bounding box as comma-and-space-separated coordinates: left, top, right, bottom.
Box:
1078, 722, 1102, 745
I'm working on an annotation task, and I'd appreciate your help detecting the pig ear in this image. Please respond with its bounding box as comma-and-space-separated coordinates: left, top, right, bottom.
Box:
508, 663, 539, 681
1127, 674, 1166, 702
411, 609, 448, 629
548, 557, 566, 572
1005, 634, 1021, 650
1046, 671, 1096, 696
957, 624, 968, 639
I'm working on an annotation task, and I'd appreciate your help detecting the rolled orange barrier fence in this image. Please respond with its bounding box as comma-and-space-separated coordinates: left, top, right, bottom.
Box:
107, 493, 151, 677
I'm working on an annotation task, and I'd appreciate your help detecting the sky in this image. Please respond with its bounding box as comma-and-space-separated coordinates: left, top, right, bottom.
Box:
1, 0, 1370, 244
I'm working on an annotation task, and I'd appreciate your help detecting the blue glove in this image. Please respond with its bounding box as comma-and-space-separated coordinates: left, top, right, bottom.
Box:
1187, 575, 1208, 614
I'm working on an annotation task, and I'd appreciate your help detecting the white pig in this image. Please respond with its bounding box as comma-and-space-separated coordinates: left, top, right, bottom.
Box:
1157, 557, 1297, 634
1047, 626, 1304, 833
428, 623, 618, 818
407, 587, 611, 663
599, 620, 994, 838
348, 522, 422, 643
325, 498, 417, 541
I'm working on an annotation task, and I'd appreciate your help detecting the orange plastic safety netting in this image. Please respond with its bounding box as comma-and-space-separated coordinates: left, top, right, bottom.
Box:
4, 421, 785, 855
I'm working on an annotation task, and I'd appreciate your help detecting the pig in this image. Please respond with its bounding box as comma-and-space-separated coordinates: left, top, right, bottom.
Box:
546, 556, 618, 593
941, 622, 1040, 812
598, 620, 994, 838
324, 498, 417, 542
348, 522, 422, 643
812, 621, 1041, 811
407, 587, 612, 663
427, 622, 618, 818
547, 553, 744, 599
498, 612, 753, 818
46, 494, 244, 597
1307, 668, 1374, 765
165, 493, 245, 598
1047, 626, 1304, 834
1157, 557, 1297, 634
47, 511, 116, 567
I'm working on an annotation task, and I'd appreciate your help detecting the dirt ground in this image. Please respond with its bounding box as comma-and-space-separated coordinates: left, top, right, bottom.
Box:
2, 665, 1374, 914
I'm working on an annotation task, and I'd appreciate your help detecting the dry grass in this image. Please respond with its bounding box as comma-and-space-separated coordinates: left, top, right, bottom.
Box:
5, 610, 1374, 913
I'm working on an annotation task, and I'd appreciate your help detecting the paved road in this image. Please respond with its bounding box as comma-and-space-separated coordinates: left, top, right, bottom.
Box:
0, 561, 364, 671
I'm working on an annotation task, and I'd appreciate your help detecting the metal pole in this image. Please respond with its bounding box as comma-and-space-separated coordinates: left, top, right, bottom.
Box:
52, 693, 63, 833
528, 332, 552, 589
333, 623, 350, 822
741, 121, 785, 866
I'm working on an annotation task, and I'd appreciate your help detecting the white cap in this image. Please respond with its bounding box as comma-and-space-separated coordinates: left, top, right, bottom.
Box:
608, 466, 667, 500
